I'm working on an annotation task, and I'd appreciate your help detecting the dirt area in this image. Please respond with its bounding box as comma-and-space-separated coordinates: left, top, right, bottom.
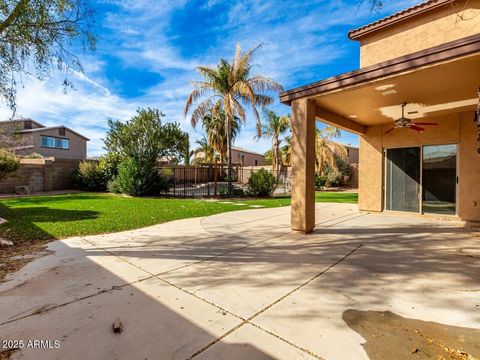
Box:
343, 310, 480, 360
0, 240, 51, 283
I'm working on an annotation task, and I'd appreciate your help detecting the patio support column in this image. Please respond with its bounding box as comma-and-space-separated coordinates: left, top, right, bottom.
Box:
291, 98, 316, 233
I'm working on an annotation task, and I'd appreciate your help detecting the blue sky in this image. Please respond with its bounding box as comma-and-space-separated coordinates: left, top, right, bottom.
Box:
0, 0, 420, 156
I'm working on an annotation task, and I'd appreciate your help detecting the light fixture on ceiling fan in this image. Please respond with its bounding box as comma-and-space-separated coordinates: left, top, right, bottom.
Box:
384, 103, 438, 134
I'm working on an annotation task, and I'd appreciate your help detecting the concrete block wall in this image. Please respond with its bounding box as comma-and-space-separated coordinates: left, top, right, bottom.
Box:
0, 158, 81, 194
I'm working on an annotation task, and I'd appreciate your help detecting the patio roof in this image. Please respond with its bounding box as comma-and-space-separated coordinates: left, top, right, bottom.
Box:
279, 33, 480, 134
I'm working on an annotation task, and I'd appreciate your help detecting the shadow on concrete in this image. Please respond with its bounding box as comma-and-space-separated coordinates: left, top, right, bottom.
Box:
0, 202, 99, 242
0, 240, 277, 359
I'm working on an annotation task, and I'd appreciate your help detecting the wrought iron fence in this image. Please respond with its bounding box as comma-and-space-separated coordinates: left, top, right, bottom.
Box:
157, 165, 290, 198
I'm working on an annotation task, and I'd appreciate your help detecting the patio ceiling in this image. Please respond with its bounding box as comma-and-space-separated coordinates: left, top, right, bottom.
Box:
313, 53, 479, 129
280, 34, 480, 134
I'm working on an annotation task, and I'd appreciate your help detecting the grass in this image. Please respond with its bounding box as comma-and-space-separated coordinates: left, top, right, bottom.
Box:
0, 191, 357, 243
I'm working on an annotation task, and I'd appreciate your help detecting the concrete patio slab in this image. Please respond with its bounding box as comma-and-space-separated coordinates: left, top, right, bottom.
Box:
0, 203, 478, 360
0, 276, 242, 360
0, 238, 150, 325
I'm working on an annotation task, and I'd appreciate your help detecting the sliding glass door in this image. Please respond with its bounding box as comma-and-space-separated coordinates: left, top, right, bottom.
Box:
385, 147, 421, 213
422, 145, 457, 215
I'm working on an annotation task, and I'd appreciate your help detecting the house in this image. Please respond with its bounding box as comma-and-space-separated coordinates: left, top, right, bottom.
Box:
0, 119, 89, 159
280, 0, 480, 232
344, 144, 359, 165
193, 146, 266, 166
231, 146, 266, 166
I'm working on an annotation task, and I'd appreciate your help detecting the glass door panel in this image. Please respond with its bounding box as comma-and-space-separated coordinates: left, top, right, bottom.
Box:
422, 144, 457, 215
385, 147, 421, 212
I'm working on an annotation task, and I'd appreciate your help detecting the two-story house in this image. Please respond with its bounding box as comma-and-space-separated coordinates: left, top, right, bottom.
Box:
280, 0, 480, 232
0, 119, 89, 159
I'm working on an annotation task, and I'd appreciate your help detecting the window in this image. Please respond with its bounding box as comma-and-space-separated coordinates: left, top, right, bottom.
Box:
41, 136, 69, 149
59, 128, 65, 136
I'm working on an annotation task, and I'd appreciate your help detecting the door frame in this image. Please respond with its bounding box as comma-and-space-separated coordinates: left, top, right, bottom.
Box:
383, 143, 458, 216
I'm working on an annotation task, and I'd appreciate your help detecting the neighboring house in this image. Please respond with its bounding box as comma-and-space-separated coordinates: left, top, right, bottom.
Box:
280, 0, 480, 233
231, 146, 266, 166
0, 119, 89, 159
194, 146, 266, 166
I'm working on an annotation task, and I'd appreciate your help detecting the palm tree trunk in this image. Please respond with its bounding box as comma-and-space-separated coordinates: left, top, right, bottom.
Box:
226, 114, 232, 195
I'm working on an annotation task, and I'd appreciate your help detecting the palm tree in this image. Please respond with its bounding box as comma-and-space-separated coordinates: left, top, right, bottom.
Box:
202, 110, 241, 164
280, 135, 292, 166
315, 126, 347, 174
194, 136, 215, 163
184, 43, 283, 192
258, 110, 290, 173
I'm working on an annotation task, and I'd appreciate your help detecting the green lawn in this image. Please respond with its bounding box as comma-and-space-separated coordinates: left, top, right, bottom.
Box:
0, 191, 357, 243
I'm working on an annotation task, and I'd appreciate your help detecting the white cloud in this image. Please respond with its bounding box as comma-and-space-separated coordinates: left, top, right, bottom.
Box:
0, 0, 422, 156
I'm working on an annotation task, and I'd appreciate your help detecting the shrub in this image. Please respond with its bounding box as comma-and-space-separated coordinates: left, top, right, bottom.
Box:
315, 174, 327, 190
322, 159, 352, 187
116, 158, 167, 196
107, 178, 122, 194
99, 153, 121, 183
22, 152, 43, 159
73, 161, 107, 191
0, 149, 20, 180
246, 168, 276, 197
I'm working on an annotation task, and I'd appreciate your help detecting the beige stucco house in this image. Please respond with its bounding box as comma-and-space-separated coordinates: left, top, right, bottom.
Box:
1, 119, 89, 159
194, 146, 266, 166
280, 0, 480, 232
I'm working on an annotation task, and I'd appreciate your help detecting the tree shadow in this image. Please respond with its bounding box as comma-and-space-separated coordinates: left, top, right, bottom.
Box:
0, 203, 99, 242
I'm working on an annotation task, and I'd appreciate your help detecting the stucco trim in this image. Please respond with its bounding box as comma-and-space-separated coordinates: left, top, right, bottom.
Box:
348, 0, 454, 40
279, 33, 480, 105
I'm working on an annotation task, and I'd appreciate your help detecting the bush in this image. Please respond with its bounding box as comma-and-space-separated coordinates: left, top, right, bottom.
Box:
315, 174, 327, 190
246, 168, 276, 197
116, 158, 167, 196
322, 159, 352, 187
73, 161, 107, 191
99, 153, 121, 183
0, 149, 20, 180
22, 152, 43, 159
107, 178, 122, 194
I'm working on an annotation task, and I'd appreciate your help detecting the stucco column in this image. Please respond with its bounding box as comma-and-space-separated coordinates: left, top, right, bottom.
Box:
291, 98, 316, 233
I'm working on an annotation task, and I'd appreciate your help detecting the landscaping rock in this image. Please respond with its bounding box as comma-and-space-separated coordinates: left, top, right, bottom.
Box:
0, 238, 14, 247
112, 318, 124, 334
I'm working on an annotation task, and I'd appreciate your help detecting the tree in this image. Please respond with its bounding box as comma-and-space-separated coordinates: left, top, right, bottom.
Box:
0, 0, 96, 111
184, 43, 283, 193
202, 110, 241, 164
193, 136, 216, 163
258, 110, 290, 173
0, 148, 19, 180
315, 126, 347, 174
104, 108, 188, 164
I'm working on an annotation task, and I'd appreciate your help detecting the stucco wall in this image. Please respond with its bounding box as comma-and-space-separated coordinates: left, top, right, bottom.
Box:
231, 148, 266, 166
358, 111, 480, 222
359, 0, 480, 67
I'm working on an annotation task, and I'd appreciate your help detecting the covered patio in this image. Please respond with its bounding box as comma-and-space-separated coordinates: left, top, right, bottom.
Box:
281, 34, 480, 233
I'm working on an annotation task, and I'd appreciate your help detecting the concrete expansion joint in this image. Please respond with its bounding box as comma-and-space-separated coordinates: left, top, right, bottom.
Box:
186, 243, 363, 360
0, 273, 154, 327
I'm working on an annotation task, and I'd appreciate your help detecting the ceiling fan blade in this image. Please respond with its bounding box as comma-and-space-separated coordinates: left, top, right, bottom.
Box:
408, 125, 425, 132
412, 122, 438, 126
384, 127, 395, 134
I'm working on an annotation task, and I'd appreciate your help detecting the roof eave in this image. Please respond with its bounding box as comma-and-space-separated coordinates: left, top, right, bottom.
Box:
348, 0, 453, 41
280, 33, 480, 105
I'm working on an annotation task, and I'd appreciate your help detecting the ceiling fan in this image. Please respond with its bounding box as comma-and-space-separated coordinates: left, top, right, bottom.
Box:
384, 103, 438, 134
